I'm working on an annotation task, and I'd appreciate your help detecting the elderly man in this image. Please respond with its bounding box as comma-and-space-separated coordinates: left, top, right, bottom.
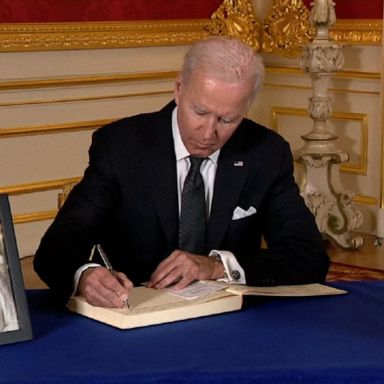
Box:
34, 37, 329, 307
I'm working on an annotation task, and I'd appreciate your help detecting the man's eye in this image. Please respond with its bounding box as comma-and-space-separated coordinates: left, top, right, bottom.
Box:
219, 118, 233, 124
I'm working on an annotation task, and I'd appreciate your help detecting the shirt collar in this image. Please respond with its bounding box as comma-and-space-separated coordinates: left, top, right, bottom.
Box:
172, 107, 220, 164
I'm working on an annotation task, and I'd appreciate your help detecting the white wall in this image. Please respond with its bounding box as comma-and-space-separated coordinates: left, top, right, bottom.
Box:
0, 45, 189, 257
0, 0, 382, 256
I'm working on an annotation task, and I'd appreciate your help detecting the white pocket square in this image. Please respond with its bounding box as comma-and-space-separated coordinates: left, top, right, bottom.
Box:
232, 206, 257, 220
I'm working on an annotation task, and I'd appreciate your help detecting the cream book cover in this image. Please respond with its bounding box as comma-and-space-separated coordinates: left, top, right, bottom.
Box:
67, 282, 347, 329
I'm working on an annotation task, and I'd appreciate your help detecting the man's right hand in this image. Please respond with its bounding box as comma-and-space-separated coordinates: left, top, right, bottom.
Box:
77, 266, 133, 308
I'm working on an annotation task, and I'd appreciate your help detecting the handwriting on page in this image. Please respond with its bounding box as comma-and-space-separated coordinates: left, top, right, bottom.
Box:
111, 284, 230, 314
165, 281, 226, 300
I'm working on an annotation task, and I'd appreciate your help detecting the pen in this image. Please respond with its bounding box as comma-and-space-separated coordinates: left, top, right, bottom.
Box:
96, 244, 132, 310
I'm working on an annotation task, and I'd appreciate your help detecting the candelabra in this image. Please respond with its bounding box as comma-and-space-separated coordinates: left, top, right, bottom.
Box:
293, 0, 363, 249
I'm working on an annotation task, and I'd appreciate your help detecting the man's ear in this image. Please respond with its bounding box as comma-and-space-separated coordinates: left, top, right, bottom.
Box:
174, 77, 182, 104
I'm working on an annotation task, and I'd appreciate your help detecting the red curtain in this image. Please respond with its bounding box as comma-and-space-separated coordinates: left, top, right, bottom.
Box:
302, 0, 383, 19
0, 0, 223, 23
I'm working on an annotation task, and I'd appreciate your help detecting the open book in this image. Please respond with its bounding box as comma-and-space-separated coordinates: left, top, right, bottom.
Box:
67, 281, 347, 329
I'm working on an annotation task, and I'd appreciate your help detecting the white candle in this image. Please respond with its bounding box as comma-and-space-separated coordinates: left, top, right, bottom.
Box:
377, 208, 384, 238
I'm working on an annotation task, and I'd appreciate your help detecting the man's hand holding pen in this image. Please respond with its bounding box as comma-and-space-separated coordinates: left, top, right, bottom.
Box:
78, 266, 133, 309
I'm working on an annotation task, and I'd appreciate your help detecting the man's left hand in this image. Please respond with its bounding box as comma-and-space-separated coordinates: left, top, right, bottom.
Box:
148, 250, 225, 290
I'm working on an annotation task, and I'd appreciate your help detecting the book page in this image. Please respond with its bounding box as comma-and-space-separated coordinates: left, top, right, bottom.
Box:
72, 286, 235, 316
165, 281, 226, 300
226, 283, 347, 297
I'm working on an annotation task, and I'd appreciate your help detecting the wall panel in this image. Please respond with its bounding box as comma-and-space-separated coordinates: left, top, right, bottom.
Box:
0, 46, 185, 257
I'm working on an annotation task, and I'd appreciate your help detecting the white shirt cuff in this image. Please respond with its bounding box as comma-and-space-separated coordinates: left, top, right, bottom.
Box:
72, 263, 100, 296
209, 250, 246, 284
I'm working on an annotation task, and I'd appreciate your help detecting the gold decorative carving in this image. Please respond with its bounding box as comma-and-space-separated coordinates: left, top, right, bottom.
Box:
0, 20, 210, 52
330, 19, 382, 46
262, 0, 314, 57
0, 6, 381, 53
205, 0, 262, 50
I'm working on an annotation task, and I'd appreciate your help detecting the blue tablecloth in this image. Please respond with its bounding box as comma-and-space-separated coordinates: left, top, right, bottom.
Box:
1, 281, 384, 383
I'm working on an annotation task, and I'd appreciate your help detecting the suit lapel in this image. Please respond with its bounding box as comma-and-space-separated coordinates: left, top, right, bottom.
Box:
207, 144, 250, 250
143, 104, 179, 249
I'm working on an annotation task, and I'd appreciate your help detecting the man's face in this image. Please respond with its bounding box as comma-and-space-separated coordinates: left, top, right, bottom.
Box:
174, 71, 253, 158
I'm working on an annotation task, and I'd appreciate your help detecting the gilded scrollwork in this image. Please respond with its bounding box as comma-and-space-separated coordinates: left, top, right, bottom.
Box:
330, 19, 382, 46
206, 0, 262, 51
0, 20, 211, 52
262, 0, 315, 57
0, 1, 381, 52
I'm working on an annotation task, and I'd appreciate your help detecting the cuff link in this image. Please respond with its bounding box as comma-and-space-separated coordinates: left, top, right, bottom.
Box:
231, 270, 241, 280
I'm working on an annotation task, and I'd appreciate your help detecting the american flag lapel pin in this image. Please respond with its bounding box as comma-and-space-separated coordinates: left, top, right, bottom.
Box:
234, 160, 244, 167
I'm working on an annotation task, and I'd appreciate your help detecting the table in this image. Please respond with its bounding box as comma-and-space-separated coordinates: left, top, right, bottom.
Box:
1, 281, 384, 383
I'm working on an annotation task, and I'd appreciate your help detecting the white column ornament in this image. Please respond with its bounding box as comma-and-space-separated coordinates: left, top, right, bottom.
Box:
293, 0, 363, 249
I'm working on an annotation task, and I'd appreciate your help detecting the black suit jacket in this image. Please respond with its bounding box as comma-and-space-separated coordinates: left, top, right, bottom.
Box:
34, 101, 329, 302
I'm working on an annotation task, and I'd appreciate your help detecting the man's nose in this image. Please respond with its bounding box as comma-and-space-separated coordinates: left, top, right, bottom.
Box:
203, 117, 217, 140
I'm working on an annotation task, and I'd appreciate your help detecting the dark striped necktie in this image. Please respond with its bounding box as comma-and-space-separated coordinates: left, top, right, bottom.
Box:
178, 156, 206, 254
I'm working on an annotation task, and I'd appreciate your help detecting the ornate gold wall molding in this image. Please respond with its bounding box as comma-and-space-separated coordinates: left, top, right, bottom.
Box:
331, 19, 382, 46
0, 2, 381, 53
0, 19, 210, 52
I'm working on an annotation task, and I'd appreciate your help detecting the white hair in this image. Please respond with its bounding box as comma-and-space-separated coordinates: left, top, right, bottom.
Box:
180, 36, 265, 101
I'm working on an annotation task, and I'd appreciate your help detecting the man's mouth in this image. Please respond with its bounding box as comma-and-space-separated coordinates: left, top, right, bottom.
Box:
196, 142, 215, 149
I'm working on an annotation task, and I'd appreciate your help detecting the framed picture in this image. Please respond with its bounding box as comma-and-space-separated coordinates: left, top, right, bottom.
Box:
0, 194, 32, 345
